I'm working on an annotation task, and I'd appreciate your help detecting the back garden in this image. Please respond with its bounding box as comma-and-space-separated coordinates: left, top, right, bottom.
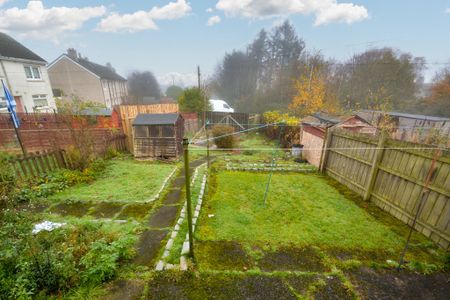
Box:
1, 130, 449, 299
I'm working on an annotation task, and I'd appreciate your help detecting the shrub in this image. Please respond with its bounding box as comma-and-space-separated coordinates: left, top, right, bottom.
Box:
262, 110, 300, 147
66, 146, 95, 171
211, 125, 236, 149
0, 153, 16, 206
0, 211, 137, 297
104, 146, 119, 160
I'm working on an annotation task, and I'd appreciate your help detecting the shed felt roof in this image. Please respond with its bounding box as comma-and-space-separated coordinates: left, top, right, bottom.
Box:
133, 113, 181, 126
0, 32, 46, 62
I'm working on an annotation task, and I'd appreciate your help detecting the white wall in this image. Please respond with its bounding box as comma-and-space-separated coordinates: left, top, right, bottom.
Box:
101, 79, 128, 107
0, 59, 56, 112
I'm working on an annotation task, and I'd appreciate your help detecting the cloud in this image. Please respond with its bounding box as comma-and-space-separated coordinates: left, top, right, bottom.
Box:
0, 0, 8, 7
206, 7, 213, 13
0, 1, 106, 40
207, 15, 221, 26
97, 0, 191, 32
158, 72, 198, 88
215, 0, 368, 25
446, 8, 450, 14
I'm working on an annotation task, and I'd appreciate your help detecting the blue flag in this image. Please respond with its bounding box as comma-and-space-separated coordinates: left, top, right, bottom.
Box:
1, 79, 20, 128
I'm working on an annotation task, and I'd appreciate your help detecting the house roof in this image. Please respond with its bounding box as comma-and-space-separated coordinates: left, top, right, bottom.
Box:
133, 113, 181, 126
0, 32, 46, 63
73, 57, 126, 81
358, 110, 450, 122
49, 54, 126, 81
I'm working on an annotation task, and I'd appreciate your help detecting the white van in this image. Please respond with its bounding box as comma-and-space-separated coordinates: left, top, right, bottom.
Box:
209, 99, 234, 113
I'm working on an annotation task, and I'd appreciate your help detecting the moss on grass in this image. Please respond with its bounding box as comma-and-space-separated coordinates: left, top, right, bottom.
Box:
196, 169, 446, 271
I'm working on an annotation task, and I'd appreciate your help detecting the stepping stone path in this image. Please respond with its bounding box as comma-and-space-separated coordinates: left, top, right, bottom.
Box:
133, 159, 206, 267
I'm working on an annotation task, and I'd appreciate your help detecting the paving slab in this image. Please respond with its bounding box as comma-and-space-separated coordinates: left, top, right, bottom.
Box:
148, 205, 180, 228
49, 201, 93, 217
134, 229, 169, 266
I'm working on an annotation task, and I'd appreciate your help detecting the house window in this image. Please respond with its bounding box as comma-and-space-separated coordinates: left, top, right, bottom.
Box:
32, 94, 48, 107
24, 66, 41, 80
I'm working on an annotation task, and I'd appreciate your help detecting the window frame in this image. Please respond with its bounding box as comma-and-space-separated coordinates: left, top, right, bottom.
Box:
32, 94, 48, 108
24, 65, 42, 80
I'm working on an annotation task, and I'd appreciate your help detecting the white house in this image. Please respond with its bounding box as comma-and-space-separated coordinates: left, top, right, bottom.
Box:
0, 32, 56, 113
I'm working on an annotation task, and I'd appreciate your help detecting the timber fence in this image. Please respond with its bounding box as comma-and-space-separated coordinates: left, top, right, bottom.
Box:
320, 128, 450, 249
7, 149, 70, 179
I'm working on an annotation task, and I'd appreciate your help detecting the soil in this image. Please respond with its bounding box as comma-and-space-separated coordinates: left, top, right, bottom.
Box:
148, 205, 180, 228
258, 246, 327, 272
102, 279, 145, 300
285, 273, 321, 295
324, 247, 396, 264
48, 201, 93, 217
90, 202, 124, 218
117, 203, 153, 220
145, 271, 297, 300
196, 241, 254, 271
134, 229, 169, 266
347, 267, 450, 299
14, 202, 48, 214
313, 275, 354, 300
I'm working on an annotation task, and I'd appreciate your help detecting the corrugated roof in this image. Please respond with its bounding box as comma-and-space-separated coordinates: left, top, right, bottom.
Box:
133, 113, 180, 126
0, 32, 46, 62
74, 57, 126, 81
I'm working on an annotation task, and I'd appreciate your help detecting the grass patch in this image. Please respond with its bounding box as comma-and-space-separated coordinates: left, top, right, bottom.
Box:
197, 170, 445, 270
49, 159, 175, 202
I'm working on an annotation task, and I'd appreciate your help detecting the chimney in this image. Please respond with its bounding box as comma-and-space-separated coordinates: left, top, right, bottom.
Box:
67, 48, 77, 60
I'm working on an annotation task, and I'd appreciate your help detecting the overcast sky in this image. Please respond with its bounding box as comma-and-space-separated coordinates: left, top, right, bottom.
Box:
1, 0, 449, 87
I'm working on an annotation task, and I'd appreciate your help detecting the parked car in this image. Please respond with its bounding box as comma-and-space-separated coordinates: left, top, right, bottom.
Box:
209, 99, 234, 113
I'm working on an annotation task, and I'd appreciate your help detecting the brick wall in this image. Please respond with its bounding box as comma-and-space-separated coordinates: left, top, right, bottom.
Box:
0, 112, 123, 153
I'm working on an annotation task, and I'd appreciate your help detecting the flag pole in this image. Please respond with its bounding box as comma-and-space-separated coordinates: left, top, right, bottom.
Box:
1, 79, 25, 155
10, 112, 25, 156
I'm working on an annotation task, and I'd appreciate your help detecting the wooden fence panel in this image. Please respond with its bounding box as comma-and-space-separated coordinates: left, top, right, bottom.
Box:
323, 129, 450, 249
7, 149, 69, 179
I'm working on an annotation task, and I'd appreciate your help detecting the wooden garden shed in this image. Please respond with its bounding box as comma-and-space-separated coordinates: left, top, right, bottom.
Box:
132, 113, 184, 159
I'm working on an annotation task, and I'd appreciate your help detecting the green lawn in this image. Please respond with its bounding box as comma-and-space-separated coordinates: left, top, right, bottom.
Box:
198, 171, 426, 251
49, 159, 176, 202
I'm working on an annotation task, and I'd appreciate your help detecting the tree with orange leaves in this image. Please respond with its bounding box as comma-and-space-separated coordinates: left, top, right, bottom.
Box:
289, 69, 325, 117
424, 69, 450, 117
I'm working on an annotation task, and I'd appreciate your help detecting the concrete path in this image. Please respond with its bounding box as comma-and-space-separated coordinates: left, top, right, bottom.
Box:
103, 159, 205, 300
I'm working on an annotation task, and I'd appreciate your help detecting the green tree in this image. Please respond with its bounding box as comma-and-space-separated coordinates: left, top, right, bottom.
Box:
333, 48, 425, 110
178, 87, 208, 113
165, 85, 183, 100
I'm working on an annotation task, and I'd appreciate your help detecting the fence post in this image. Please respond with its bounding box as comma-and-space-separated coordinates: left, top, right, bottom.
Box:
363, 131, 387, 201
319, 127, 333, 173
183, 138, 194, 259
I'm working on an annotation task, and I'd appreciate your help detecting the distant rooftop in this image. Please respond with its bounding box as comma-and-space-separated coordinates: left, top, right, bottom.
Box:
358, 110, 450, 122
0, 32, 46, 62
133, 113, 181, 126
79, 108, 113, 116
